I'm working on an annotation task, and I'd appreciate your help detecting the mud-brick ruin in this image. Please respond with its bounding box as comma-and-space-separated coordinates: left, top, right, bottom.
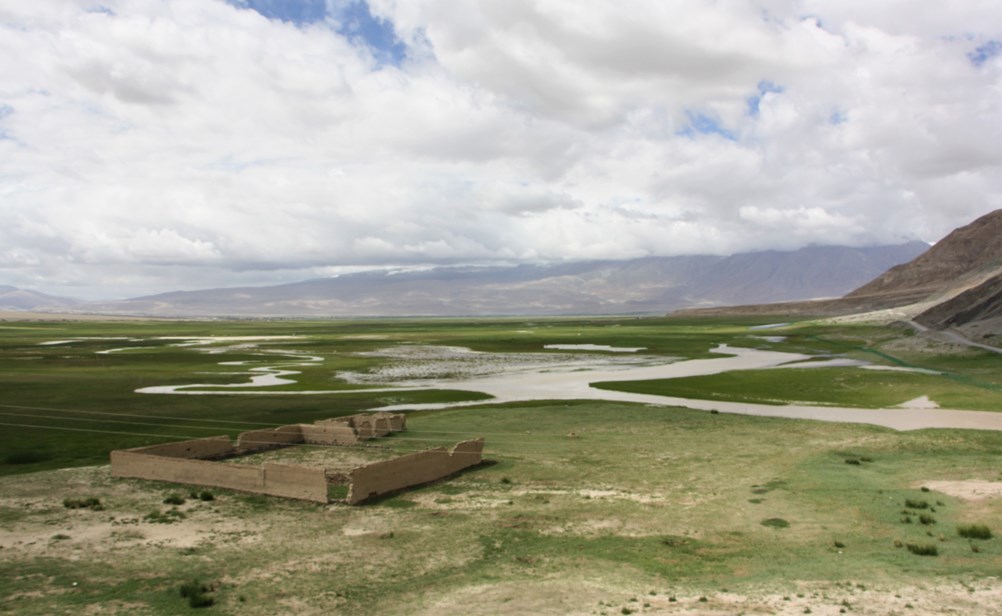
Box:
110, 413, 484, 504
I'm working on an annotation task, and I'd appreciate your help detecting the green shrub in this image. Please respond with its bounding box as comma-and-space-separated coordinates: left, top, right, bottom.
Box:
906, 543, 938, 556
904, 499, 929, 509
63, 497, 103, 511
163, 494, 186, 506
919, 514, 936, 525
179, 579, 214, 608
761, 518, 790, 529
198, 491, 214, 502
957, 524, 993, 540
144, 509, 187, 524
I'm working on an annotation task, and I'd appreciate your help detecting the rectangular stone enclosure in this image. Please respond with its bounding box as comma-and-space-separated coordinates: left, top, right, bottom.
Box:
110, 413, 484, 504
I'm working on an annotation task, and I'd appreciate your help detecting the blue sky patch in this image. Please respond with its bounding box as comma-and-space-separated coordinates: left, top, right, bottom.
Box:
747, 80, 785, 116
229, 0, 407, 65
334, 1, 408, 65
227, 0, 327, 25
969, 40, 1001, 67
678, 111, 736, 141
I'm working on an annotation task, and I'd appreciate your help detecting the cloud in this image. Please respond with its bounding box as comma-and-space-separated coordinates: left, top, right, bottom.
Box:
0, 0, 1000, 299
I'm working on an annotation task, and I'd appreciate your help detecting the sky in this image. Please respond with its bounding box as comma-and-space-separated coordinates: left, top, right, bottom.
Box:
1, 0, 1000, 300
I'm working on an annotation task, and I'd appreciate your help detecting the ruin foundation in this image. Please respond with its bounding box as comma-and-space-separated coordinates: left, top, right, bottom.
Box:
110, 413, 484, 504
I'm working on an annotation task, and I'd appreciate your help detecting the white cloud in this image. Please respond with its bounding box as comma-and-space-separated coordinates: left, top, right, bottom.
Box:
0, 0, 1000, 299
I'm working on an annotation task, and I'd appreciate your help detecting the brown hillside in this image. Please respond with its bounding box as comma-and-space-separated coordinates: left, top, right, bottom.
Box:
844, 209, 1002, 305
672, 209, 1002, 320
915, 271, 1002, 330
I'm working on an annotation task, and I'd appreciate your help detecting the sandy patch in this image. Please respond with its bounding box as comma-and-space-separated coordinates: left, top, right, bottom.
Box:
412, 578, 1002, 616
897, 395, 940, 409
863, 365, 940, 374
920, 480, 1002, 501
543, 344, 647, 352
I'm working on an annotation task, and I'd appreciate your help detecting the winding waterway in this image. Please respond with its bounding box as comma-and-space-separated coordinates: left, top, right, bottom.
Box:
101, 335, 1002, 433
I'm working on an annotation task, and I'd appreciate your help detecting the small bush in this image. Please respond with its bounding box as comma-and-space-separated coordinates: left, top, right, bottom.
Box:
63, 497, 104, 511
957, 524, 993, 540
919, 514, 936, 525
906, 543, 938, 556
163, 494, 186, 506
198, 491, 214, 502
761, 518, 790, 529
144, 509, 187, 524
500, 477, 513, 485
904, 499, 929, 509
833, 540, 846, 548
179, 579, 214, 608
844, 458, 861, 466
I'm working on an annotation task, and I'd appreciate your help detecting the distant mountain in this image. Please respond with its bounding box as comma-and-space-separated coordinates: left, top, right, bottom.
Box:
0, 286, 81, 311
83, 242, 928, 317
673, 209, 1002, 338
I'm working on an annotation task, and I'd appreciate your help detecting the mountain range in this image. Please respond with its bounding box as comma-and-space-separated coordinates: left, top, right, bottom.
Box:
41, 242, 927, 317
0, 285, 81, 312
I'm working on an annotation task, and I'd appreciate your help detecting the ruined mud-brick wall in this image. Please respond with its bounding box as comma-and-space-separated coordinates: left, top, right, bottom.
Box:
347, 438, 484, 504
236, 424, 305, 452
110, 437, 329, 503
124, 435, 236, 459
300, 422, 360, 446
305, 413, 406, 446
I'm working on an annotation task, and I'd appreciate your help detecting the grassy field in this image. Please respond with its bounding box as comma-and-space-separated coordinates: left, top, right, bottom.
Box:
2, 315, 1002, 613
3, 402, 1002, 614
0, 314, 782, 475
596, 322, 1002, 410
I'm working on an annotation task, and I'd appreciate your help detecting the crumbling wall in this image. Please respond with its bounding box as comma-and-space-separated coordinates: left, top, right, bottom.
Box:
110, 448, 329, 503
307, 413, 405, 444
347, 438, 484, 504
300, 422, 359, 446
123, 435, 235, 459
111, 450, 265, 491
108, 413, 470, 506
259, 463, 328, 501
236, 425, 304, 452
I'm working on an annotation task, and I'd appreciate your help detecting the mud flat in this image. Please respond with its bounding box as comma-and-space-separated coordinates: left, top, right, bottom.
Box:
378, 344, 1002, 432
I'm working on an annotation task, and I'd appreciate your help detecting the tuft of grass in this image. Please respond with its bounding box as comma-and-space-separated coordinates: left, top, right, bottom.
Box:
63, 497, 103, 511
144, 508, 187, 524
957, 524, 993, 540
918, 514, 936, 525
163, 493, 186, 506
198, 491, 214, 502
904, 499, 929, 509
905, 543, 938, 557
761, 518, 790, 529
179, 579, 215, 608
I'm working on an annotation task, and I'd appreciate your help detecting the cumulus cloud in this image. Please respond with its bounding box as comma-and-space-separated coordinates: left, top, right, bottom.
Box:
0, 0, 999, 298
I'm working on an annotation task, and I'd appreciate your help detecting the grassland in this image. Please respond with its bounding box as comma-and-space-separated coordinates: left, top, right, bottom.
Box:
2, 315, 1002, 613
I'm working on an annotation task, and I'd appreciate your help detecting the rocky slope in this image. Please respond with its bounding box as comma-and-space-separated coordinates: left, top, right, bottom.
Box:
673, 209, 1002, 334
